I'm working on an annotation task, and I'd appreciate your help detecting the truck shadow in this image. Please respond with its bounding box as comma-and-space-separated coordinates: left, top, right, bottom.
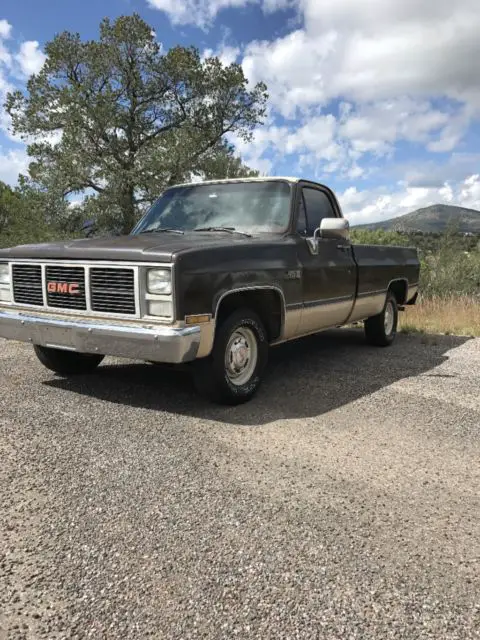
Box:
42, 329, 473, 426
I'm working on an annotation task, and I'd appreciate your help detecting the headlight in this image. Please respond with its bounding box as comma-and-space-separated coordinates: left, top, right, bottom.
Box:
147, 268, 171, 295
0, 263, 9, 286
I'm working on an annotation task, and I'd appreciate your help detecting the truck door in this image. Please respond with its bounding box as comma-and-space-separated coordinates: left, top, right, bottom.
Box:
295, 184, 356, 335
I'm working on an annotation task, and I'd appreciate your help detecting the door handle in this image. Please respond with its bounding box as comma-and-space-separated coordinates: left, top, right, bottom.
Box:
337, 244, 350, 252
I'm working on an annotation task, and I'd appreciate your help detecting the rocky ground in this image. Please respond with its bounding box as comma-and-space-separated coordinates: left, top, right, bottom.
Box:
1, 330, 479, 639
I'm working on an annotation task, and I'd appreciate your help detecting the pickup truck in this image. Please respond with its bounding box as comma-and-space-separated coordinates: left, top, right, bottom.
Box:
0, 177, 420, 405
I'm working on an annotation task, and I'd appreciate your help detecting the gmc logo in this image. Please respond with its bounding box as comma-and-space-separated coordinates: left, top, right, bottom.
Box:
47, 282, 80, 295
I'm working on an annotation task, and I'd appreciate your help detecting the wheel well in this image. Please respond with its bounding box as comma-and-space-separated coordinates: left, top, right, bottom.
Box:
215, 289, 284, 342
388, 279, 408, 305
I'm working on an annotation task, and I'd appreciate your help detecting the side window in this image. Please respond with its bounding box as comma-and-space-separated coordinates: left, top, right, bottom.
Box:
302, 188, 337, 235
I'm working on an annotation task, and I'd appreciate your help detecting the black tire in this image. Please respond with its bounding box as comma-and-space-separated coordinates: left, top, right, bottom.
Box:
33, 345, 104, 375
193, 308, 269, 405
364, 292, 398, 347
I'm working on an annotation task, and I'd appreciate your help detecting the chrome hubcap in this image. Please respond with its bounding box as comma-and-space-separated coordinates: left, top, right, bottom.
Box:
384, 301, 395, 335
225, 327, 258, 386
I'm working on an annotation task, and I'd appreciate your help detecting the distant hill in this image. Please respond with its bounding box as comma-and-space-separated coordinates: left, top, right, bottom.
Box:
353, 204, 480, 234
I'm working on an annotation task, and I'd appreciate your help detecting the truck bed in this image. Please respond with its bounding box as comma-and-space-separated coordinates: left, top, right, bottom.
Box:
352, 244, 420, 302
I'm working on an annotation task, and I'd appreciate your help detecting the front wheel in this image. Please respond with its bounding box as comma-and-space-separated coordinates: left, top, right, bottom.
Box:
193, 308, 269, 405
364, 292, 398, 347
33, 345, 104, 375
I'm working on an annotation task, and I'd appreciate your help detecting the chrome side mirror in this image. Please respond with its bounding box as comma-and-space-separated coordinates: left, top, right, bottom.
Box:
320, 217, 350, 240
306, 218, 350, 254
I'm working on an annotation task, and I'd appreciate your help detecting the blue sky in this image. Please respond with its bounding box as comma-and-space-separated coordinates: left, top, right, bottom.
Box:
1, 0, 479, 223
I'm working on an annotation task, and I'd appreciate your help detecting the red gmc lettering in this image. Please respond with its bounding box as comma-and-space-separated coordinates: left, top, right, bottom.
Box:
47, 282, 80, 295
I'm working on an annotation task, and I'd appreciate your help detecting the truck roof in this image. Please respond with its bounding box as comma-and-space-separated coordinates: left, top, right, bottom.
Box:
170, 176, 301, 188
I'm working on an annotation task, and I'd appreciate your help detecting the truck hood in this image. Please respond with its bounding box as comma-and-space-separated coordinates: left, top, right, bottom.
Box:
0, 232, 258, 263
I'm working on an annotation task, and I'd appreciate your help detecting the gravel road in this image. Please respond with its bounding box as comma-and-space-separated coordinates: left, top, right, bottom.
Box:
1, 330, 479, 640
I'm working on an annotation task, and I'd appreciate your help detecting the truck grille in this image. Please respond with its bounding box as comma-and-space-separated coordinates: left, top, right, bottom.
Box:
12, 264, 43, 306
10, 263, 137, 316
46, 265, 87, 310
90, 268, 136, 315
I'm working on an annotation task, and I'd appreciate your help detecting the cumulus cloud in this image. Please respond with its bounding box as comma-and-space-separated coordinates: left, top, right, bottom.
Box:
0, 23, 50, 169
202, 44, 240, 66
339, 99, 456, 155
15, 40, 46, 76
242, 0, 480, 109
0, 147, 29, 185
0, 21, 14, 138
242, 30, 336, 118
147, 0, 255, 27
459, 174, 480, 210
0, 23, 50, 143
0, 19, 13, 68
0, 19, 12, 40
147, 0, 295, 27
301, 0, 479, 73
392, 154, 480, 189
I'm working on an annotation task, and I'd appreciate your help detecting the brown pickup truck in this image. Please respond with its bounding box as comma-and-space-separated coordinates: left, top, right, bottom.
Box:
0, 177, 420, 404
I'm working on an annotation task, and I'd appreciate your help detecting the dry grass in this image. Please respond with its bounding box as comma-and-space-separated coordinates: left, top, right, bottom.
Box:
399, 295, 480, 337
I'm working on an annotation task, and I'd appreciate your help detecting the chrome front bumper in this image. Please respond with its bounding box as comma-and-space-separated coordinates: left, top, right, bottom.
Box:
0, 309, 201, 364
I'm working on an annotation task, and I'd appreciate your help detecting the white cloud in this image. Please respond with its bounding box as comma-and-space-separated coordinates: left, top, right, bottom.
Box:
0, 26, 49, 143
147, 0, 253, 27
0, 147, 29, 185
339, 174, 480, 225
203, 44, 240, 66
399, 154, 480, 189
459, 174, 480, 210
438, 184, 454, 203
230, 96, 464, 183
0, 24, 14, 138
15, 41, 46, 76
242, 29, 336, 118
238, 0, 480, 172
242, 0, 480, 111
148, 0, 294, 27
228, 124, 281, 174
0, 19, 12, 40
263, 0, 296, 10
0, 20, 12, 67
0, 25, 51, 185
338, 98, 458, 156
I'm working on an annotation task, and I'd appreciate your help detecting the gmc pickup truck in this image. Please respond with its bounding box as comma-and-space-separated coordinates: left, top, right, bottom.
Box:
0, 178, 420, 404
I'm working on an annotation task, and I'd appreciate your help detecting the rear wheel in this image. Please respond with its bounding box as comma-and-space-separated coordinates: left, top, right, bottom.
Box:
193, 308, 269, 405
364, 292, 398, 347
33, 345, 104, 375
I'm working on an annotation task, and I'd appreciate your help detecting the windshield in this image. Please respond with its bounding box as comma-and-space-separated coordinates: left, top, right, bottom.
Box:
132, 181, 292, 235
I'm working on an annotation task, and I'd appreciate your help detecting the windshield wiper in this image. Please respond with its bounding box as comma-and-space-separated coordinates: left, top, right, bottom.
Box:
138, 228, 184, 235
193, 226, 252, 237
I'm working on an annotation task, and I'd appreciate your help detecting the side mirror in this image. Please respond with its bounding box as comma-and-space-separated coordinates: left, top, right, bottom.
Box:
306, 218, 350, 254
319, 217, 350, 240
